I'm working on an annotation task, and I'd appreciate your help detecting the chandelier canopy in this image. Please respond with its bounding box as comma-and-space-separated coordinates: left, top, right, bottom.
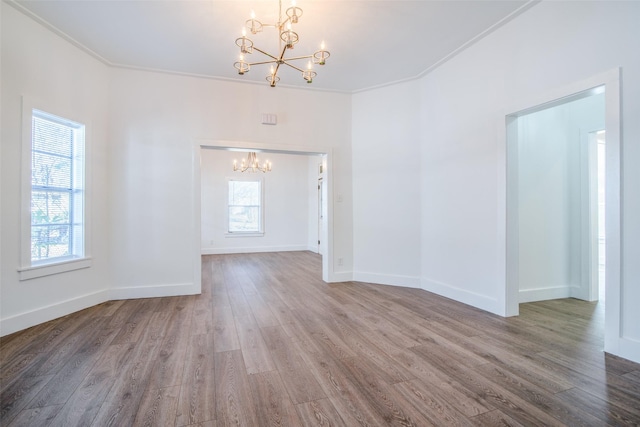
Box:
233, 152, 272, 173
234, 0, 330, 87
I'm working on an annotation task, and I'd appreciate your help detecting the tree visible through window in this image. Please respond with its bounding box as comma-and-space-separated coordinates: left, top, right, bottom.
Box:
31, 110, 85, 264
228, 180, 262, 233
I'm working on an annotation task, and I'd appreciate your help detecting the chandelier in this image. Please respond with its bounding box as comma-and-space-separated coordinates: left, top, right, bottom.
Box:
233, 0, 330, 87
233, 152, 272, 173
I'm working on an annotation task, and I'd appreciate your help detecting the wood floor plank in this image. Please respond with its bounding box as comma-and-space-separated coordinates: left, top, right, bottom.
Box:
555, 386, 640, 426
299, 350, 386, 426
25, 323, 118, 408
248, 370, 303, 427
389, 348, 494, 418
261, 326, 327, 404
235, 316, 276, 374
245, 293, 280, 328
132, 385, 180, 427
212, 306, 240, 353
393, 379, 472, 426
295, 398, 348, 427
474, 362, 604, 426
25, 315, 105, 378
47, 366, 116, 427
3, 251, 640, 427
7, 403, 62, 426
470, 409, 526, 427
0, 374, 54, 425
191, 297, 213, 336
214, 350, 258, 426
175, 333, 216, 426
147, 298, 193, 390
409, 345, 568, 426
90, 336, 162, 427
0, 320, 61, 365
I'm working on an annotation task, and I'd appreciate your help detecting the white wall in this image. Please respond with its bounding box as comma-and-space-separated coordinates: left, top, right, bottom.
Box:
1, 1, 352, 334
1, 3, 111, 335
107, 68, 353, 295
351, 1, 640, 362
517, 93, 605, 303
201, 149, 318, 254
352, 81, 422, 287
415, 1, 640, 361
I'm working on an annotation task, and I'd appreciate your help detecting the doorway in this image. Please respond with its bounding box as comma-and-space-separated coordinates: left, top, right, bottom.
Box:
503, 68, 622, 356
509, 89, 605, 305
194, 142, 333, 283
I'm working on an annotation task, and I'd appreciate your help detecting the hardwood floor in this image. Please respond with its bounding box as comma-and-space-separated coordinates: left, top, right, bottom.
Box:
2, 251, 639, 426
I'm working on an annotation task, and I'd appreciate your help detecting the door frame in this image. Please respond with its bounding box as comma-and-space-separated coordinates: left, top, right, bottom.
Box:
192, 140, 335, 283
500, 68, 621, 355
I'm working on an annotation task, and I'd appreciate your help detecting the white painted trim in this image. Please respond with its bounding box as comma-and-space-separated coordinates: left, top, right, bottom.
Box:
518, 286, 572, 304
501, 68, 625, 360
327, 271, 353, 283
617, 338, 640, 364
18, 257, 92, 281
0, 289, 109, 336
421, 277, 502, 315
353, 272, 421, 289
201, 245, 308, 255
108, 282, 199, 300
191, 146, 203, 296
20, 96, 94, 281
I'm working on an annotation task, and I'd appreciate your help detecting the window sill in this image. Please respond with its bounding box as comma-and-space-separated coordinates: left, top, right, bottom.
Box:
18, 257, 92, 281
225, 232, 265, 238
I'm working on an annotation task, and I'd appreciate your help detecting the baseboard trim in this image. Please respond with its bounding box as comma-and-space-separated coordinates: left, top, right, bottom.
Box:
519, 286, 572, 303
0, 289, 109, 337
421, 277, 502, 315
328, 271, 353, 283
201, 245, 308, 255
617, 337, 640, 364
353, 271, 422, 289
109, 282, 200, 300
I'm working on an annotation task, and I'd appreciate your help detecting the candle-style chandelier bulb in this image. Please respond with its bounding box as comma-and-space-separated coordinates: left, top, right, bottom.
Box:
302, 60, 316, 83
313, 41, 330, 66
286, 0, 303, 24
234, 54, 250, 75
246, 10, 263, 35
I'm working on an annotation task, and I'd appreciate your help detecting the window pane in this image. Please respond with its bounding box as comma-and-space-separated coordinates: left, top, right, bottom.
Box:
32, 191, 70, 225
32, 152, 71, 188
229, 181, 260, 206
30, 109, 85, 264
31, 224, 71, 261
229, 206, 260, 232
32, 116, 72, 157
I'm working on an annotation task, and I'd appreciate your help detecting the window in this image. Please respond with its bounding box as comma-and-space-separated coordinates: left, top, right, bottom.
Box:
227, 179, 263, 234
30, 110, 85, 265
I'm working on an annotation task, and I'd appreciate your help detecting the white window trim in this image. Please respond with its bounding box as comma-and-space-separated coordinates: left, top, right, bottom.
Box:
225, 176, 265, 237
20, 96, 92, 280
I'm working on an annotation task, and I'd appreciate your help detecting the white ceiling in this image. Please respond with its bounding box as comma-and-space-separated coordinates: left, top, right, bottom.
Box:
11, 0, 535, 93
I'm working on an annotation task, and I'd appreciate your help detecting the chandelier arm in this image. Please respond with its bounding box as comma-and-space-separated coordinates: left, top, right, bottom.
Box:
277, 44, 288, 62
248, 60, 278, 66
253, 47, 280, 61
282, 55, 314, 61
273, 61, 283, 76
281, 61, 305, 73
